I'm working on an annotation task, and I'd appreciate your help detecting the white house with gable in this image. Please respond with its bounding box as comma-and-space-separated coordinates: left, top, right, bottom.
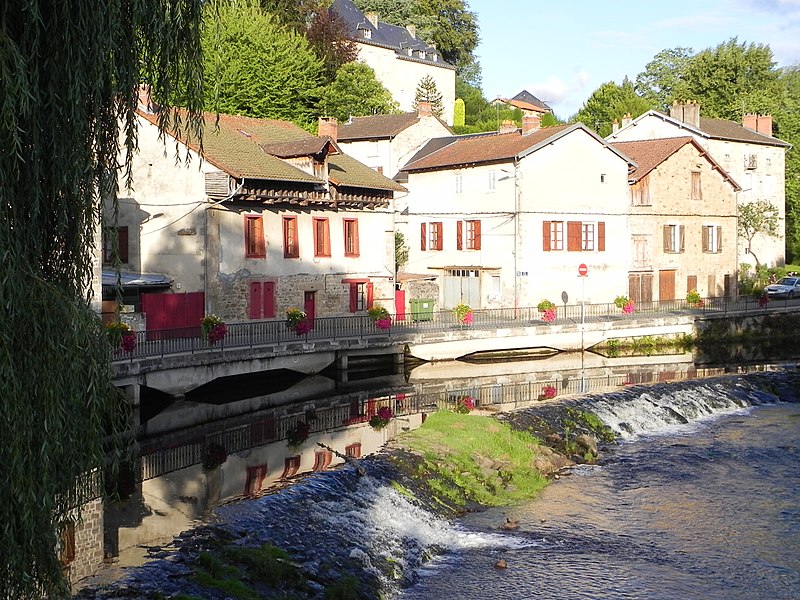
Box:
398, 117, 635, 311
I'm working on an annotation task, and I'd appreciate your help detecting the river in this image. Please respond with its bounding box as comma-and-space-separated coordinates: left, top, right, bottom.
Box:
75, 353, 800, 599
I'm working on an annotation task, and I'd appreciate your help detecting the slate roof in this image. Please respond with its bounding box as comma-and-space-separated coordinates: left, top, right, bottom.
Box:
138, 110, 405, 192
402, 124, 631, 172
610, 136, 740, 190
331, 0, 454, 70
338, 112, 429, 141
512, 90, 552, 112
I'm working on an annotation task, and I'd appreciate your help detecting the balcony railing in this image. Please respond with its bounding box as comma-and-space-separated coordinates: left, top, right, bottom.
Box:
111, 294, 794, 362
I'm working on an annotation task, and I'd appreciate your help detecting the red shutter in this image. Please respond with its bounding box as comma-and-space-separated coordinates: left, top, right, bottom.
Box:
249, 282, 262, 319
456, 221, 463, 250
474, 220, 481, 250
679, 225, 685, 253
349, 283, 358, 313
420, 223, 427, 251
597, 222, 605, 252
567, 221, 581, 251
119, 227, 129, 263
263, 282, 275, 318
352, 219, 360, 256
543, 221, 551, 251
435, 223, 443, 250
367, 282, 374, 308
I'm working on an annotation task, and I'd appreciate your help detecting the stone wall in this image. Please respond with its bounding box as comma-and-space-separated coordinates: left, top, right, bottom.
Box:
68, 497, 104, 587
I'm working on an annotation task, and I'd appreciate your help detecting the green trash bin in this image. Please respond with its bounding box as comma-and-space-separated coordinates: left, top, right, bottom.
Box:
410, 298, 435, 321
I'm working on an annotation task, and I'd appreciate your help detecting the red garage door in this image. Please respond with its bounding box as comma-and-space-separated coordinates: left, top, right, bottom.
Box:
141, 292, 204, 338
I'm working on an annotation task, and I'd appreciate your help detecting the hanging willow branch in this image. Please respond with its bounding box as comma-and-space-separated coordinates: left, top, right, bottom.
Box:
0, 1, 207, 597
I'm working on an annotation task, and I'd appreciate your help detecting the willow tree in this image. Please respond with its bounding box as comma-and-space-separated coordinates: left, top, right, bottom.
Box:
0, 1, 207, 598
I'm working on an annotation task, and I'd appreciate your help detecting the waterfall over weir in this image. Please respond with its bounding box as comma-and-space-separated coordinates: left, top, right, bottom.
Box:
77, 369, 800, 599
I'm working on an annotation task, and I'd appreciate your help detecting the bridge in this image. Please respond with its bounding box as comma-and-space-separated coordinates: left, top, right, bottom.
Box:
111, 295, 794, 402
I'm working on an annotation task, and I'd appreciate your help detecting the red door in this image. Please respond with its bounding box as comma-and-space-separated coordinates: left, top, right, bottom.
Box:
304, 291, 316, 326
395, 289, 406, 321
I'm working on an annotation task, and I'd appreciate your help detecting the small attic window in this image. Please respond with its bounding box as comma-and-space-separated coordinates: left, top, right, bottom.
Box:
359, 26, 371, 39
406, 48, 413, 56
431, 53, 437, 62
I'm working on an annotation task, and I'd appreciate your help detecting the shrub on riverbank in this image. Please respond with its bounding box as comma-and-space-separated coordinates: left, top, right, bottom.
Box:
391, 412, 555, 507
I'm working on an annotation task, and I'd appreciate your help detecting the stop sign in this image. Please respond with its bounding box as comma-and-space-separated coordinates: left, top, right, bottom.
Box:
578, 263, 588, 277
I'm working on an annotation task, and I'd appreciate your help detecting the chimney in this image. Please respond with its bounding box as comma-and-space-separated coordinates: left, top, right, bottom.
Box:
417, 101, 432, 118
621, 112, 632, 128
499, 119, 518, 134
406, 24, 416, 38
137, 84, 159, 113
522, 113, 541, 134
669, 100, 700, 129
366, 11, 378, 27
754, 114, 773, 137
318, 116, 338, 142
612, 118, 619, 133
742, 113, 757, 131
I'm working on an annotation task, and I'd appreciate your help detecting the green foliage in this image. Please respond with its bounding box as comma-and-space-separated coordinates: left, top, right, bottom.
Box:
398, 412, 549, 507
318, 62, 398, 122
573, 78, 653, 136
453, 98, 466, 127
202, 0, 323, 127
452, 303, 472, 322
537, 299, 556, 312
368, 305, 390, 321
0, 0, 205, 595
614, 295, 631, 308
456, 75, 490, 125
305, 6, 359, 82
414, 75, 444, 117
223, 544, 305, 587
635, 47, 694, 110
738, 200, 779, 268
395, 231, 409, 273
324, 575, 361, 600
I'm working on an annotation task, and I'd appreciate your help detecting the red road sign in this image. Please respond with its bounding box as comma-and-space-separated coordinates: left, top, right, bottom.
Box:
578, 263, 588, 277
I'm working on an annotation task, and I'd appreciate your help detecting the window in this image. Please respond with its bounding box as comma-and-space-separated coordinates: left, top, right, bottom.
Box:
313, 218, 330, 257
490, 275, 501, 299
600, 173, 606, 183
702, 225, 722, 253
691, 171, 702, 200
421, 222, 443, 251
283, 216, 298, 258
488, 171, 496, 191
455, 173, 463, 194
103, 226, 129, 264
631, 178, 651, 206
343, 218, 360, 257
663, 224, 685, 253
457, 220, 481, 250
631, 234, 652, 269
542, 221, 564, 251
348, 280, 373, 312
244, 215, 265, 258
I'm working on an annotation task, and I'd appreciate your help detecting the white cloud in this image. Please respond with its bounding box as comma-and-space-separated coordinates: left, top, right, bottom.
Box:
527, 69, 592, 118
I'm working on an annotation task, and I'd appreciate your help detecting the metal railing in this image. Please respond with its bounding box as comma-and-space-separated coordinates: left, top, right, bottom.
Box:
112, 295, 799, 363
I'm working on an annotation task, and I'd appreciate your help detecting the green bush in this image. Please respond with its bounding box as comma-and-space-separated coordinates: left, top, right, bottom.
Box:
537, 299, 556, 312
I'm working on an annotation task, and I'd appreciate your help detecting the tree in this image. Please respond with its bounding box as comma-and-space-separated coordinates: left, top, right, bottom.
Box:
395, 232, 409, 275
739, 200, 780, 268
414, 75, 444, 117
635, 47, 694, 111
453, 98, 466, 127
573, 78, 653, 136
455, 75, 489, 125
318, 63, 398, 121
203, 0, 323, 127
306, 7, 359, 82
0, 0, 205, 597
775, 66, 800, 262
259, 0, 328, 30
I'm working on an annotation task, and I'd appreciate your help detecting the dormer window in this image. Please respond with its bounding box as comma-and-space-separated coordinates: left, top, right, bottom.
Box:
406, 48, 413, 56
313, 158, 326, 181
358, 26, 371, 39
431, 53, 437, 62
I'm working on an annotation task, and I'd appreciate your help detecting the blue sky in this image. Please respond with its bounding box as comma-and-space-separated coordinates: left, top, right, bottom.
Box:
469, 0, 800, 118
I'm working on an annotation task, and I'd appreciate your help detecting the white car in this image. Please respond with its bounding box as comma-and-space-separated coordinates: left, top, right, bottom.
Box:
764, 277, 800, 299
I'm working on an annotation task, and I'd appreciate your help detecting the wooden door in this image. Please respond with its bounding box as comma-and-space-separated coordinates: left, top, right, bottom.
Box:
628, 273, 653, 304
659, 269, 676, 301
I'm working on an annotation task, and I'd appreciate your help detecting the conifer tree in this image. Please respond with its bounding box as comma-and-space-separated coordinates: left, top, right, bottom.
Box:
414, 75, 444, 117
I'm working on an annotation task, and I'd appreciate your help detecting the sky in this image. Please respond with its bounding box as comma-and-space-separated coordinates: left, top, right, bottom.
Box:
469, 0, 800, 118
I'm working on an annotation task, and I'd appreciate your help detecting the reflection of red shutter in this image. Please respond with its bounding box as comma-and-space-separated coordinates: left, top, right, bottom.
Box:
420, 223, 427, 250
598, 222, 605, 251
567, 221, 581, 251
249, 282, 262, 319
474, 220, 481, 250
367, 282, 374, 308
543, 221, 551, 251
349, 283, 358, 312
456, 221, 463, 250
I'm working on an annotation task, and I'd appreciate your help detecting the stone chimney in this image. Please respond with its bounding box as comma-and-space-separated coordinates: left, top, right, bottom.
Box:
743, 113, 773, 137
366, 11, 378, 27
318, 116, 338, 141
522, 113, 541, 134
669, 101, 701, 129
417, 101, 433, 118
406, 24, 416, 38
621, 112, 633, 128
499, 119, 518, 134
612, 118, 619, 133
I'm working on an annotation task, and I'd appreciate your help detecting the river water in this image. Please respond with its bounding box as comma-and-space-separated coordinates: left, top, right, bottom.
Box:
402, 397, 800, 599
76, 359, 800, 599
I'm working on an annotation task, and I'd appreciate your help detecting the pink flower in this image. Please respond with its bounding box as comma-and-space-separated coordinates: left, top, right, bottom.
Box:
375, 316, 392, 330
542, 385, 557, 399
542, 308, 557, 322
208, 322, 228, 344
120, 331, 137, 353
295, 319, 313, 335
622, 301, 636, 314
462, 311, 474, 325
